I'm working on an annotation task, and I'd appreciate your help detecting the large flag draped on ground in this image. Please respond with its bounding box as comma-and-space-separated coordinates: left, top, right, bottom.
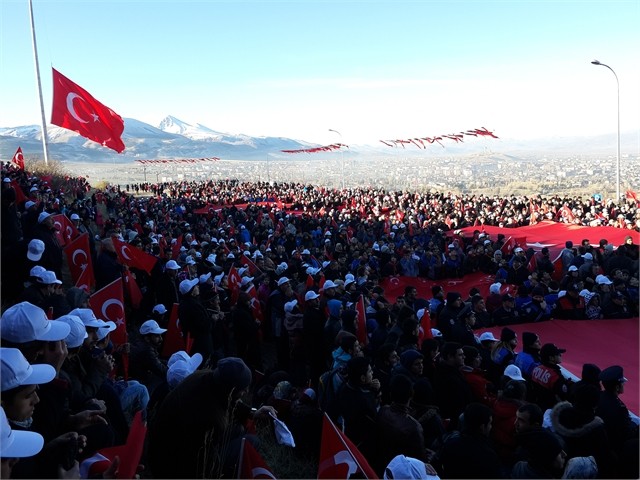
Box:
51, 68, 125, 153
318, 413, 378, 479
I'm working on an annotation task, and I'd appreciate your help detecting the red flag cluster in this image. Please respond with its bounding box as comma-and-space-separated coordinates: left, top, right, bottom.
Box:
135, 158, 219, 164
380, 127, 498, 149
281, 143, 348, 154
51, 68, 125, 153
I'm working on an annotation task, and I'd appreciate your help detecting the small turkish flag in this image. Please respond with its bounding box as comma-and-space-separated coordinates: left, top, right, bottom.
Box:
11, 147, 25, 170
51, 68, 125, 153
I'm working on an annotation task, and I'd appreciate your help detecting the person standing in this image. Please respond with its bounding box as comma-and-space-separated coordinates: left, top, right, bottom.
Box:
530, 343, 570, 411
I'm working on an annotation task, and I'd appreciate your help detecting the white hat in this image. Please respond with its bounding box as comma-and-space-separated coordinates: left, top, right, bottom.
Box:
68, 308, 109, 329
0, 406, 44, 458
344, 278, 356, 288
416, 308, 426, 321
504, 364, 525, 382
30, 186, 38, 192
284, 300, 298, 313
37, 270, 62, 285
70, 213, 81, 221
179, 278, 199, 295
29, 265, 46, 280
140, 320, 167, 335
277, 277, 290, 287
238, 266, 249, 276
301, 249, 311, 255
1, 302, 71, 343
240, 276, 254, 287
383, 454, 439, 480
479, 331, 498, 343
167, 351, 203, 388
568, 265, 578, 272
430, 328, 443, 338
152, 304, 168, 315
514, 247, 524, 253
321, 280, 337, 290
213, 273, 225, 285
56, 315, 88, 349
26, 239, 45, 262
322, 261, 331, 269
227, 253, 235, 259
24, 200, 36, 210
185, 256, 196, 266
37, 211, 51, 224
595, 274, 612, 285
345, 273, 355, 283
165, 260, 181, 270
1, 347, 56, 391
2, 177, 10, 183
582, 252, 593, 260
199, 272, 212, 284
489, 282, 502, 295
306, 266, 320, 275
305, 291, 320, 301
96, 321, 117, 341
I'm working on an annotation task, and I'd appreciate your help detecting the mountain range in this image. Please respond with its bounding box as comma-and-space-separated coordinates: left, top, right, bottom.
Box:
0, 115, 637, 163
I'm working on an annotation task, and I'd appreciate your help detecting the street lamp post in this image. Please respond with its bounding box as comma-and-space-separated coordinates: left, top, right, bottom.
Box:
328, 128, 344, 190
591, 59, 621, 202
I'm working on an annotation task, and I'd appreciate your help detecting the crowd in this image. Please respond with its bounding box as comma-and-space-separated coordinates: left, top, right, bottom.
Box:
1, 160, 639, 479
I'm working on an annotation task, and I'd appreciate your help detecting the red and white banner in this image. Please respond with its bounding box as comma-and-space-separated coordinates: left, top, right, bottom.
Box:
51, 68, 125, 153
90, 278, 127, 345
63, 233, 94, 289
11, 147, 25, 170
51, 213, 79, 247
112, 236, 158, 274
318, 413, 377, 479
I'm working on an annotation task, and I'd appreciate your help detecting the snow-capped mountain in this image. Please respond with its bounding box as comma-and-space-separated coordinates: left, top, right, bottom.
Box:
0, 117, 318, 163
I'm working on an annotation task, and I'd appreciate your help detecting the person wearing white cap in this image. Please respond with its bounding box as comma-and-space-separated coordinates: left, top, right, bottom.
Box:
156, 259, 181, 315
129, 321, 168, 397
30, 209, 64, 279
178, 276, 215, 362
0, 406, 45, 478
166, 351, 203, 389
269, 275, 295, 369
230, 292, 263, 371
0, 302, 71, 362
302, 289, 326, 383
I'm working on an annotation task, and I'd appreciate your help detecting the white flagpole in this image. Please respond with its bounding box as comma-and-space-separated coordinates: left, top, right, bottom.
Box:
28, 0, 50, 165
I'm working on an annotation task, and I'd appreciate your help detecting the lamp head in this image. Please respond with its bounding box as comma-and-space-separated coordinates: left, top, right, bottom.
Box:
591, 60, 601, 65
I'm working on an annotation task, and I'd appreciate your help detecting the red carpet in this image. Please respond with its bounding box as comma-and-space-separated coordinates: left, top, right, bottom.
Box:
479, 319, 639, 414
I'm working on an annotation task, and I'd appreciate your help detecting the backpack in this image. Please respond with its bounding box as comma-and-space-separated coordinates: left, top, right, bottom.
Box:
317, 365, 347, 422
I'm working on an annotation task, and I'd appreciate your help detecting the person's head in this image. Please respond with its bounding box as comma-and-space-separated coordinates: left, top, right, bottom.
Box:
522, 331, 541, 352
502, 379, 527, 401
1, 348, 56, 422
446, 292, 462, 308
139, 320, 167, 348
389, 374, 414, 405
599, 365, 627, 394
340, 333, 361, 357
461, 402, 493, 437
500, 327, 517, 349
521, 429, 566, 473
0, 407, 44, 479
212, 357, 252, 400
347, 356, 372, 387
400, 349, 424, 376
462, 345, 481, 369
540, 343, 566, 365
377, 344, 399, 369
179, 278, 199, 297
515, 403, 543, 433
440, 342, 464, 368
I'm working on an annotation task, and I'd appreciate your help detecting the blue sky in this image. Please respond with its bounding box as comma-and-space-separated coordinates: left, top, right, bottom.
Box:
1, 0, 639, 145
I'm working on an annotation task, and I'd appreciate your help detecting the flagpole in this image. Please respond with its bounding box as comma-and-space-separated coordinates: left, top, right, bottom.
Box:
28, 0, 50, 165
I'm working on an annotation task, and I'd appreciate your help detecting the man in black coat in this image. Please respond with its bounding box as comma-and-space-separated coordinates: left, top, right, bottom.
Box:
178, 279, 215, 365
31, 211, 63, 278
433, 341, 472, 429
302, 290, 327, 387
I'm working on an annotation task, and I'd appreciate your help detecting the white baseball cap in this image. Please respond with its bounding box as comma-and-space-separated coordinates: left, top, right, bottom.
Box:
595, 274, 613, 285
0, 406, 44, 458
1, 347, 56, 391
70, 213, 81, 221
1, 302, 71, 343
179, 278, 199, 295
37, 211, 51, 224
166, 351, 203, 388
305, 291, 320, 301
504, 364, 525, 382
140, 320, 167, 336
199, 272, 212, 284
68, 308, 109, 329
479, 331, 498, 343
321, 280, 337, 290
37, 271, 62, 285
277, 277, 290, 287
56, 315, 88, 349
96, 321, 117, 341
152, 304, 168, 315
26, 239, 45, 262
165, 260, 181, 270
240, 276, 254, 287
284, 300, 298, 313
